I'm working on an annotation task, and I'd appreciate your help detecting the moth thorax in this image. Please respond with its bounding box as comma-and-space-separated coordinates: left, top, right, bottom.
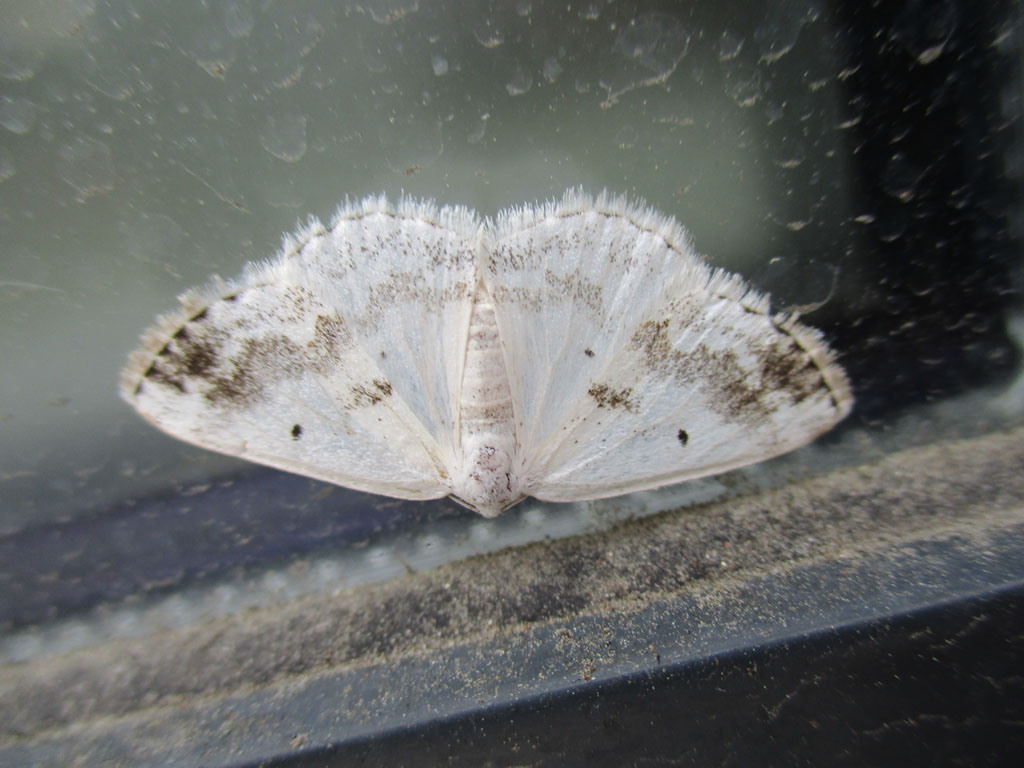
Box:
454, 287, 520, 516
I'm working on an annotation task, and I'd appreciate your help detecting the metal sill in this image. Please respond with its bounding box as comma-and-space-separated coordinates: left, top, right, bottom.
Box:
2, 425, 1023, 767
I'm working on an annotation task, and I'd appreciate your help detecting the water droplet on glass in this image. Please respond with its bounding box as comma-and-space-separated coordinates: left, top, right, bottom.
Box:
361, 43, 388, 73
773, 136, 806, 168
601, 13, 690, 106
222, 1, 254, 38
877, 205, 908, 242
716, 30, 745, 61
543, 56, 563, 83
615, 125, 639, 149
724, 67, 763, 107
366, 0, 420, 24
259, 114, 308, 162
763, 99, 785, 124
754, 0, 820, 64
474, 19, 504, 48
0, 95, 36, 135
0, 33, 43, 82
0, 146, 14, 182
380, 114, 443, 174
893, 0, 958, 65
184, 22, 237, 78
118, 213, 185, 264
615, 13, 691, 73
506, 66, 533, 96
883, 152, 923, 202
251, 9, 324, 89
57, 136, 115, 200
467, 113, 489, 144
81, 50, 136, 100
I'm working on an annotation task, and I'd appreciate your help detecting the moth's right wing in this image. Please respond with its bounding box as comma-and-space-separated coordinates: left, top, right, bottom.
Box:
487, 191, 852, 502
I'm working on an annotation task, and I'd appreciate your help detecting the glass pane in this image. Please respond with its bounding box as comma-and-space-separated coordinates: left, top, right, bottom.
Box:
1, 0, 1020, 661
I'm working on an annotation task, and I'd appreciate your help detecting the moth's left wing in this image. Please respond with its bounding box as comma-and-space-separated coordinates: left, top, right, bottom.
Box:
121, 197, 481, 500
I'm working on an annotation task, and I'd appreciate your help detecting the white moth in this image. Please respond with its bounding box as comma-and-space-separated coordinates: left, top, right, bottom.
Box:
122, 191, 853, 517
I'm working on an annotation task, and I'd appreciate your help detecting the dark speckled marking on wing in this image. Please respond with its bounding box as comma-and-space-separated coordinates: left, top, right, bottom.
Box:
350, 378, 393, 408
587, 383, 638, 412
141, 288, 357, 410
629, 310, 834, 426
141, 312, 227, 396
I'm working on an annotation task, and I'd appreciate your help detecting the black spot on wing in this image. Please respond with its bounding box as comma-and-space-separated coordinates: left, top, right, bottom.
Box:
291, 424, 303, 439
677, 429, 689, 446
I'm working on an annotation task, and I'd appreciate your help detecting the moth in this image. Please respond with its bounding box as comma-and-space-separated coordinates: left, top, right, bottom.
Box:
122, 191, 852, 517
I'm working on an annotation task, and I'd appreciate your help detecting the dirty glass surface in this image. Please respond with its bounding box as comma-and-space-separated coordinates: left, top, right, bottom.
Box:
0, 0, 1021, 660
